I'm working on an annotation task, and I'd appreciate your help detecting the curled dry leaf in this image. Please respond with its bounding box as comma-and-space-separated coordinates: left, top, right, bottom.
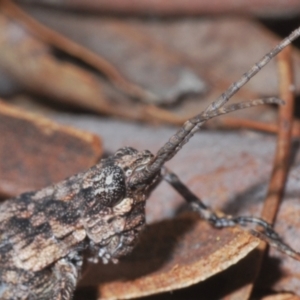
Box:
0, 100, 102, 198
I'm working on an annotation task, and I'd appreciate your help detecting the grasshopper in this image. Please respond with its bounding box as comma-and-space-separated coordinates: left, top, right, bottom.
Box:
1, 26, 300, 300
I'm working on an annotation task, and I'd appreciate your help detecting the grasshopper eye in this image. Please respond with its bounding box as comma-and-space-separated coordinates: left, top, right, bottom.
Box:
93, 166, 126, 207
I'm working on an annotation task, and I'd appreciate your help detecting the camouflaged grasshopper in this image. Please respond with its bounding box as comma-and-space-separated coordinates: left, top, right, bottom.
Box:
1, 26, 300, 300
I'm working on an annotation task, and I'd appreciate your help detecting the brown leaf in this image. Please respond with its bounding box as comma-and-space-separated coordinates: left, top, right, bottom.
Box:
0, 100, 102, 198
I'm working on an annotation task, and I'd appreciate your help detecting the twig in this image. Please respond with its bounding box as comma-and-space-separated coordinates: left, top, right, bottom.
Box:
221, 45, 294, 300
261, 45, 295, 224
206, 117, 300, 138
250, 45, 295, 297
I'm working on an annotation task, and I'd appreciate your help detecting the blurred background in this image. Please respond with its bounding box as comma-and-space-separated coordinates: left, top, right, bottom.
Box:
1, 1, 300, 299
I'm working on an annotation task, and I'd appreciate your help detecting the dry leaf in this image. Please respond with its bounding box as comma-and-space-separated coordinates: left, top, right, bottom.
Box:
0, 100, 102, 198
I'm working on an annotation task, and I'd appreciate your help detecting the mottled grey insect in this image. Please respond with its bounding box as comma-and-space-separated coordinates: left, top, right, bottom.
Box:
1, 27, 300, 300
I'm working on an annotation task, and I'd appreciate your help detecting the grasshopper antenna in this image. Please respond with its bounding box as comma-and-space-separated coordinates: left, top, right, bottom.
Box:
206, 26, 300, 112
134, 26, 300, 183
128, 97, 283, 187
